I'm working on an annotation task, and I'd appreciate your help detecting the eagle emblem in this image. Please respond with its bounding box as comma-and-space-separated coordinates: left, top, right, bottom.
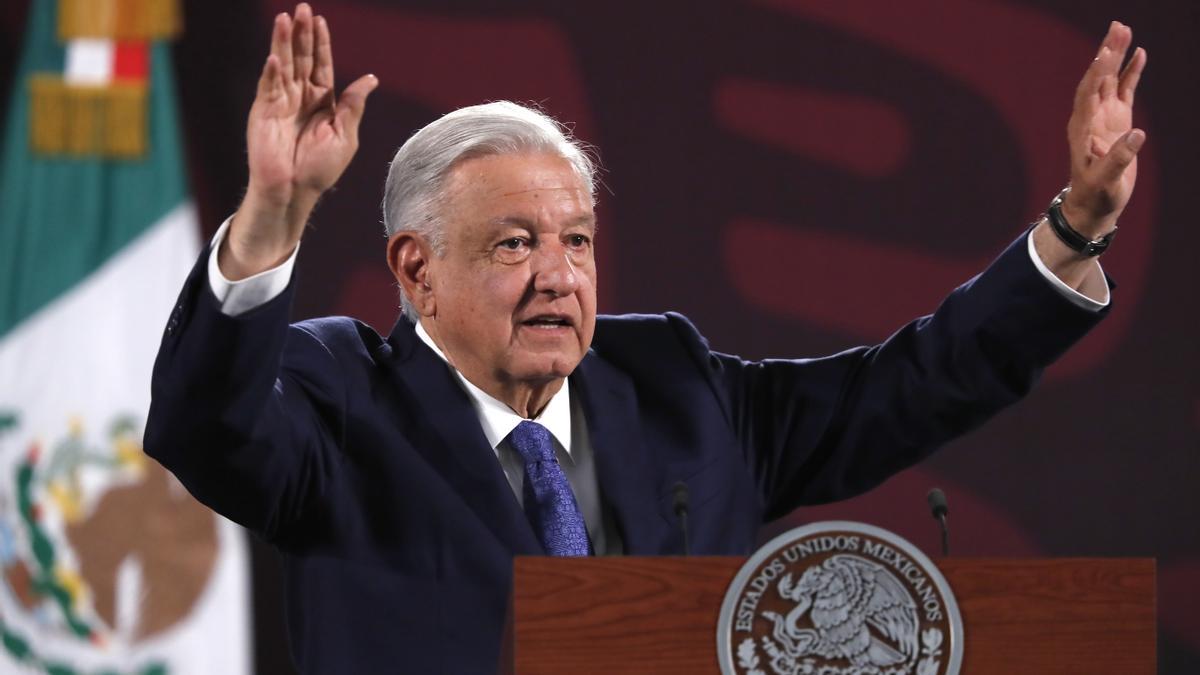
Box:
763, 554, 918, 671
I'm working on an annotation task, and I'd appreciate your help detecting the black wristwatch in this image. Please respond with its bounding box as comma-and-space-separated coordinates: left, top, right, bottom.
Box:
1046, 187, 1116, 257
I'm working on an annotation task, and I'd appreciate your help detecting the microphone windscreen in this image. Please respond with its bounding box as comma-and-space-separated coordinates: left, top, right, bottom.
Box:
672, 481, 690, 513
927, 487, 949, 517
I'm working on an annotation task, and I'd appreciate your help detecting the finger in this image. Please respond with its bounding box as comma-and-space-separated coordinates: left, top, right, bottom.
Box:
256, 54, 283, 99
293, 3, 314, 82
314, 15, 334, 88
1093, 129, 1145, 184
1077, 22, 1124, 103
1107, 21, 1133, 62
1103, 23, 1133, 99
335, 74, 379, 140
1070, 48, 1109, 159
1097, 47, 1121, 100
1119, 47, 1146, 104
271, 13, 293, 83
1098, 21, 1131, 59
1074, 44, 1110, 112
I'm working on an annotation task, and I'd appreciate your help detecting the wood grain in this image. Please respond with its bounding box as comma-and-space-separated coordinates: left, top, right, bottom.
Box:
506, 557, 1154, 674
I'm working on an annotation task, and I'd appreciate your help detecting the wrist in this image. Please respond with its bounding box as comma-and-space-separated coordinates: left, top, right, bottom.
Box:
1060, 190, 1118, 241
240, 184, 320, 240
1030, 220, 1110, 305
221, 189, 317, 280
1047, 187, 1117, 257
219, 222, 297, 281
244, 179, 321, 218
1031, 218, 1098, 291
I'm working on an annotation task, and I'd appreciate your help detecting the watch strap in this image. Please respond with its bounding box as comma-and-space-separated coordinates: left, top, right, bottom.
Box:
1046, 187, 1116, 257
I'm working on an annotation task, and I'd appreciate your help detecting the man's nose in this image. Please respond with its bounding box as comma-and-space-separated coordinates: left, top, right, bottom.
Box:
531, 243, 580, 297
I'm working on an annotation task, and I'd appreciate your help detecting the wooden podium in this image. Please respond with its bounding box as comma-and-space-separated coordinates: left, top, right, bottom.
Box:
504, 557, 1155, 674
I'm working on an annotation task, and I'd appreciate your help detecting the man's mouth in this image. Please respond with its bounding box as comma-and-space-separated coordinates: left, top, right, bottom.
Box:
521, 315, 573, 328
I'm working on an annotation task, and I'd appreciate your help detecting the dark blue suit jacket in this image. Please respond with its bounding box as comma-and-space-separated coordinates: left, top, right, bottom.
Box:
145, 233, 1104, 673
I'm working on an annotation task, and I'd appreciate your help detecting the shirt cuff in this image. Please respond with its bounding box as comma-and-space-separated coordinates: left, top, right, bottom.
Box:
207, 216, 299, 316
1025, 230, 1110, 312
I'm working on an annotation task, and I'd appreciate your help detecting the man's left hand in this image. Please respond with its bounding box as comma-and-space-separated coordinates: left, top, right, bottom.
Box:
1061, 21, 1147, 238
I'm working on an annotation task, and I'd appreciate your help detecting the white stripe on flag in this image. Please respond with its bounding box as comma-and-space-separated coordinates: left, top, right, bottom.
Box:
64, 38, 114, 85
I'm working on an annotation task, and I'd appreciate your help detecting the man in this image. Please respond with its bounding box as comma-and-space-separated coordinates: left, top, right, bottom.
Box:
145, 3, 1145, 672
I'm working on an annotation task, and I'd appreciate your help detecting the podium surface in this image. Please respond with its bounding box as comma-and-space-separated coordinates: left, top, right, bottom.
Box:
506, 557, 1154, 674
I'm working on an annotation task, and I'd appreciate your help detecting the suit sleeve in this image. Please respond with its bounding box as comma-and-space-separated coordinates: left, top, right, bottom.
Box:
144, 245, 346, 541
678, 232, 1110, 520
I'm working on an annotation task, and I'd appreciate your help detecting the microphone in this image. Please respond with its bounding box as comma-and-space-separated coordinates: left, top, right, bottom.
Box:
926, 488, 950, 557
672, 481, 691, 556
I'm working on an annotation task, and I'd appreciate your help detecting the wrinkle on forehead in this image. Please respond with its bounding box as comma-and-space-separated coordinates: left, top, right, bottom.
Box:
447, 153, 586, 193
499, 185, 586, 197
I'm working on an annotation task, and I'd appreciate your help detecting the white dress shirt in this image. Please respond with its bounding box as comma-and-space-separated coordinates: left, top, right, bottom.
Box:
204, 216, 1107, 556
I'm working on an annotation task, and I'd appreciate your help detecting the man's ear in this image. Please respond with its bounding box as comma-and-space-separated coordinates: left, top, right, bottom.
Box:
387, 232, 435, 316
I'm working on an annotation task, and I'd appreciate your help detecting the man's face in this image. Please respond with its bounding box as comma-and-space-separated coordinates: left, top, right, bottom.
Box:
425, 152, 597, 393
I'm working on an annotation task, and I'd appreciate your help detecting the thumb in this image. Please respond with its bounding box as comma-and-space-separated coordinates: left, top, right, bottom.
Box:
335, 74, 378, 140
1094, 129, 1145, 184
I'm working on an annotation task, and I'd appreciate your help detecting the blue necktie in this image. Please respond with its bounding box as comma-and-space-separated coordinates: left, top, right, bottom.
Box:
509, 421, 591, 556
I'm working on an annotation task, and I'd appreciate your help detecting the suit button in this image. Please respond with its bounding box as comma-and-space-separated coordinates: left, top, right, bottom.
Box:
166, 305, 182, 335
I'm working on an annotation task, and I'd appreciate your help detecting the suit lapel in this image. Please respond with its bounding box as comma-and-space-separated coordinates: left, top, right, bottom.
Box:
573, 352, 675, 555
387, 320, 542, 555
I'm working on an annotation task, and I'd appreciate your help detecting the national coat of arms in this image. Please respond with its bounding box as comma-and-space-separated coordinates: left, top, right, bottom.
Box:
0, 412, 220, 674
717, 521, 962, 675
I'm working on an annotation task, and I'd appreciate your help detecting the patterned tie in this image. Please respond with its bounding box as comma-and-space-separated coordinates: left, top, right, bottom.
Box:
509, 421, 591, 556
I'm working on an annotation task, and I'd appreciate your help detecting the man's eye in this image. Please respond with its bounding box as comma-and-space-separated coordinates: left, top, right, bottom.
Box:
500, 238, 526, 250
568, 235, 590, 248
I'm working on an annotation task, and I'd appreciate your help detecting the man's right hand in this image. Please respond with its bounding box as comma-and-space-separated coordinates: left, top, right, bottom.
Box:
221, 3, 378, 280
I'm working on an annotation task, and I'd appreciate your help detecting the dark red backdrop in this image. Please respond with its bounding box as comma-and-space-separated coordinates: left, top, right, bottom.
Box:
4, 0, 1196, 672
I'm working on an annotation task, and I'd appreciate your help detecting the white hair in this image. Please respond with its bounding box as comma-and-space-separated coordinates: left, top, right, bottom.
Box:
381, 101, 597, 321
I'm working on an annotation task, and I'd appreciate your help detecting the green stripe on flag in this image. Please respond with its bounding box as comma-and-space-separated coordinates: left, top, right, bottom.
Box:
0, 0, 189, 339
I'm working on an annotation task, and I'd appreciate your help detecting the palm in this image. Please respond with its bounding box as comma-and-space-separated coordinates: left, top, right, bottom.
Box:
1080, 78, 1137, 207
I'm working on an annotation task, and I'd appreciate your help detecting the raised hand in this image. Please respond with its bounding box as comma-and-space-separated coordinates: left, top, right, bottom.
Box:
1061, 21, 1146, 238
223, 3, 378, 279
1031, 21, 1146, 297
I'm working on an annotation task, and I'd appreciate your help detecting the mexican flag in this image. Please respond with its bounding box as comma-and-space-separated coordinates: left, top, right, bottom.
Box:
0, 1, 250, 674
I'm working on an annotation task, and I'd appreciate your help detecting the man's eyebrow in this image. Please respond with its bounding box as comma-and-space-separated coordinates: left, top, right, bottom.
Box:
485, 216, 534, 230
484, 215, 597, 230
565, 214, 598, 230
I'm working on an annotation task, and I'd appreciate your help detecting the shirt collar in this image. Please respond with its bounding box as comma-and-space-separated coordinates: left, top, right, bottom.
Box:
414, 320, 574, 461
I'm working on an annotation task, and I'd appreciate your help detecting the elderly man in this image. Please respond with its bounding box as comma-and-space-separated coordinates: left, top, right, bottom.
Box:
145, 3, 1144, 673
